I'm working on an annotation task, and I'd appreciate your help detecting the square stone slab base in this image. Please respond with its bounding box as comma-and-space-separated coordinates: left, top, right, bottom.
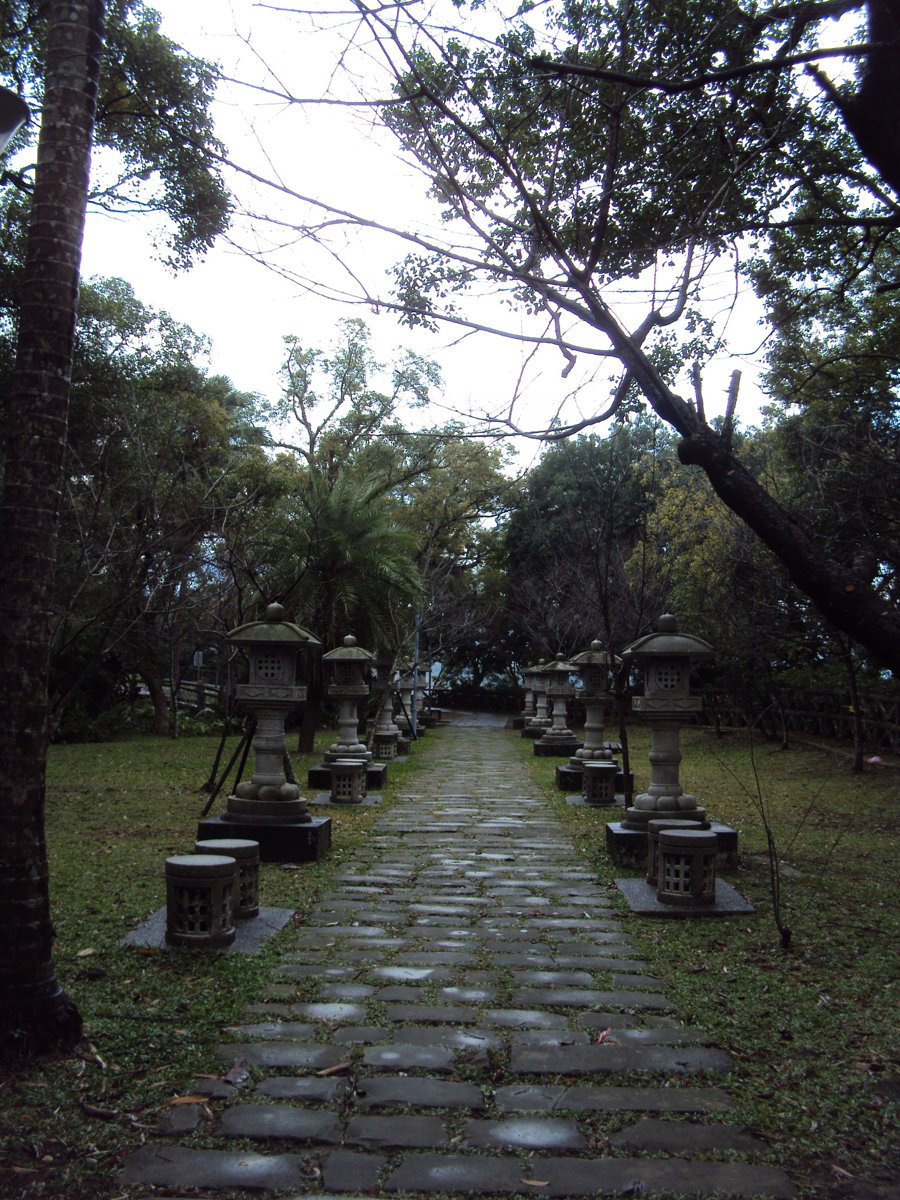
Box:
122, 906, 294, 953
616, 877, 754, 917
197, 814, 331, 863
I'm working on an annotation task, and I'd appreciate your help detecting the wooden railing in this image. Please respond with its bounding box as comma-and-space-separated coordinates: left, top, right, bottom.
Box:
702, 688, 900, 752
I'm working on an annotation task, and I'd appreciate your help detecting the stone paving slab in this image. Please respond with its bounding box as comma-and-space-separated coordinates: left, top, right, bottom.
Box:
119, 722, 795, 1200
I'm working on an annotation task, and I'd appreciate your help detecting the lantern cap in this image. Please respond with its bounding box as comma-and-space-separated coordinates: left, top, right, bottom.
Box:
571, 640, 621, 668
622, 613, 712, 662
323, 633, 375, 662
227, 602, 321, 647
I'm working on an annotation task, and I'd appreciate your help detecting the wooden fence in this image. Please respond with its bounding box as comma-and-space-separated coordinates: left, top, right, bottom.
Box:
702, 688, 900, 753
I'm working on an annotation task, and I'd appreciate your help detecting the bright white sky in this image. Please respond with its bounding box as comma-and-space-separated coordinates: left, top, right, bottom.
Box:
78, 0, 770, 450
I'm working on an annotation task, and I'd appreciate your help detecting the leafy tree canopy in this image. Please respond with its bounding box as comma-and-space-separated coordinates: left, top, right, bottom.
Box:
0, 0, 231, 267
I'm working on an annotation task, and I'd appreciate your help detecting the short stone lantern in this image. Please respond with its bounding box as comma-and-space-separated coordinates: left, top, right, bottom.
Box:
534, 654, 581, 757
323, 635, 374, 764
197, 603, 332, 863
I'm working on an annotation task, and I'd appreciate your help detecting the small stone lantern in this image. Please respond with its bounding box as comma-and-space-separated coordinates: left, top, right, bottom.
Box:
198, 603, 332, 863
622, 613, 713, 825
323, 635, 374, 763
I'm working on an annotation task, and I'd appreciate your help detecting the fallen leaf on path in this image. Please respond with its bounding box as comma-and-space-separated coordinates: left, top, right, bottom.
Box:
168, 1094, 208, 1106
520, 1179, 549, 1188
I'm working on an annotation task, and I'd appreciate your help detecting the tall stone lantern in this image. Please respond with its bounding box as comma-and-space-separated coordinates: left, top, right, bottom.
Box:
517, 662, 538, 729
522, 659, 551, 738
198, 603, 331, 862
534, 654, 580, 757
371, 650, 401, 760
556, 640, 619, 790
323, 635, 374, 763
571, 640, 619, 762
622, 613, 713, 824
396, 660, 420, 736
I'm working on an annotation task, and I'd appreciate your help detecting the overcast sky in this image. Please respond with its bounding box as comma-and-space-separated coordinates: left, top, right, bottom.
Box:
78, 0, 769, 446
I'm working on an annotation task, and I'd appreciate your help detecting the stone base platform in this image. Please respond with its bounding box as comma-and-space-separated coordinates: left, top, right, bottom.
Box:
307, 762, 387, 791
197, 815, 331, 863
616, 877, 754, 917
567, 795, 626, 809
606, 820, 739, 869
122, 906, 294, 954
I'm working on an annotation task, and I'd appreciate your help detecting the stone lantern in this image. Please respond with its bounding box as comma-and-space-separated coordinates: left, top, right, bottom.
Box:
198, 603, 331, 862
396, 661, 416, 737
517, 662, 538, 729
323, 635, 374, 763
371, 649, 402, 760
534, 654, 580, 757
572, 640, 619, 762
556, 640, 620, 790
522, 659, 551, 738
604, 611, 745, 868
621, 613, 712, 822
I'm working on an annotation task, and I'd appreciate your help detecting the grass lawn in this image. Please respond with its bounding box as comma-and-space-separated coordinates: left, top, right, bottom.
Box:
523, 722, 899, 1200
0, 720, 896, 1199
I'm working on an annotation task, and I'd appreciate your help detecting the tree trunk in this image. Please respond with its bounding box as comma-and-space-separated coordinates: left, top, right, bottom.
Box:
141, 668, 170, 737
0, 0, 104, 1059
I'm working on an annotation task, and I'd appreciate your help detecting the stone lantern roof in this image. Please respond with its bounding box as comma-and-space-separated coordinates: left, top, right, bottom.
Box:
571, 640, 621, 669
227, 602, 321, 649
323, 634, 375, 663
622, 614, 712, 663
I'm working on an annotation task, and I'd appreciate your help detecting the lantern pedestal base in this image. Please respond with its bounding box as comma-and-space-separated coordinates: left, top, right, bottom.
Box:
307, 762, 387, 791
197, 814, 331, 863
310, 793, 382, 807
520, 724, 545, 739
555, 762, 632, 792
533, 736, 581, 757
604, 819, 739, 869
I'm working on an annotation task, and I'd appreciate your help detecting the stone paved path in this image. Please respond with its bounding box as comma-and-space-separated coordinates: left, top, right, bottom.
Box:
122, 723, 795, 1198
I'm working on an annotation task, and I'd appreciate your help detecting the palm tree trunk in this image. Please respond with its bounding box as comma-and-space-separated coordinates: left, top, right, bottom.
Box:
0, 0, 104, 1059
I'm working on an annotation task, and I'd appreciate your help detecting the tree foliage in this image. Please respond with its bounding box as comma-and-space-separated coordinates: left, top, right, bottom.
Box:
245, 0, 900, 673
0, 0, 230, 267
